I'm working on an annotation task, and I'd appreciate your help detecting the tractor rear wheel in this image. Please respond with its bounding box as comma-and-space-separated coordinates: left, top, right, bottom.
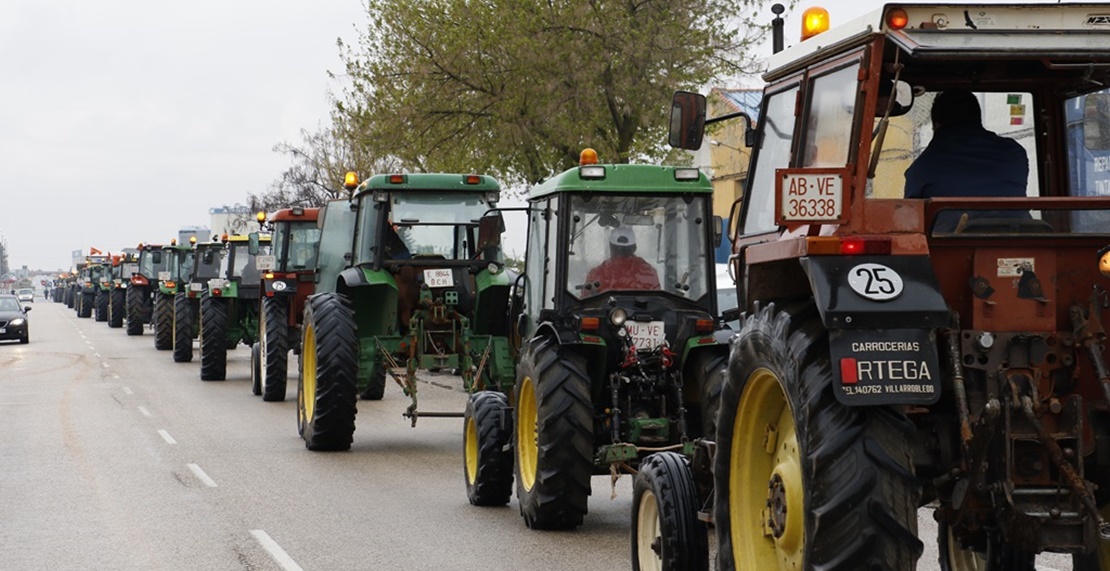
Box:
108, 288, 125, 328
154, 293, 173, 350
714, 302, 922, 571
691, 351, 727, 439
78, 292, 93, 318
200, 294, 228, 381
464, 390, 513, 506
95, 290, 108, 322
298, 293, 358, 451
632, 451, 708, 571
260, 297, 289, 401
125, 286, 145, 335
173, 293, 193, 363
361, 367, 386, 400
938, 521, 1035, 571
251, 342, 262, 395
513, 336, 593, 529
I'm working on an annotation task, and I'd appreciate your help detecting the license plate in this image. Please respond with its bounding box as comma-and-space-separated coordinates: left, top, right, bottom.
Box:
158, 271, 171, 281
189, 282, 204, 292
424, 269, 454, 288
625, 321, 665, 351
0, 328, 5, 334
255, 255, 275, 271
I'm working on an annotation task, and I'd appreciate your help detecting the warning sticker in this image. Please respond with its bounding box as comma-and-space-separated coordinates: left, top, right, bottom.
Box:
829, 329, 940, 406
997, 258, 1034, 277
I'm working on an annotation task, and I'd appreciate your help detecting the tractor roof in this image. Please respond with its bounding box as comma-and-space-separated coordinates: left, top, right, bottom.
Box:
766, 3, 1110, 81
528, 164, 711, 201
355, 173, 500, 196
271, 207, 319, 222
226, 234, 270, 243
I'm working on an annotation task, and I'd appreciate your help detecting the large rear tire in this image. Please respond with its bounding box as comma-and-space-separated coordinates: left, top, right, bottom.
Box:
200, 294, 228, 381
125, 286, 145, 335
513, 336, 593, 529
108, 288, 125, 328
251, 342, 262, 395
78, 292, 93, 318
260, 297, 289, 401
714, 302, 922, 570
632, 451, 708, 571
173, 292, 193, 363
297, 293, 358, 451
464, 390, 513, 506
95, 290, 108, 322
154, 293, 173, 350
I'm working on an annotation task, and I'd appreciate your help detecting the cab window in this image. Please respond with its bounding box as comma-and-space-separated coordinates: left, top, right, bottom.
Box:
741, 85, 798, 235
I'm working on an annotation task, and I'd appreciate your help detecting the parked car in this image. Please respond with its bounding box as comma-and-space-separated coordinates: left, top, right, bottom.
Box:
16, 288, 34, 303
0, 294, 30, 344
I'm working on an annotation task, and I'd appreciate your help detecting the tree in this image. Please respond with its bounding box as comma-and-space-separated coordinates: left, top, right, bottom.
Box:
338, 0, 770, 186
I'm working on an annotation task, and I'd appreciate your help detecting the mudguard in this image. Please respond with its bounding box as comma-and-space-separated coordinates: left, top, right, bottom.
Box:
800, 255, 948, 406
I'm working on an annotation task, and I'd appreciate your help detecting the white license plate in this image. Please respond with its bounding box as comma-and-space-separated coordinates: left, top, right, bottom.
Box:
255, 255, 275, 271
0, 328, 5, 334
158, 271, 171, 281
189, 283, 204, 292
625, 321, 665, 351
423, 269, 454, 288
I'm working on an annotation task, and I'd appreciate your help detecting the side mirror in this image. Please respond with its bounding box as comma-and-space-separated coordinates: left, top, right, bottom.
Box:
712, 215, 724, 248
876, 79, 915, 118
248, 233, 260, 255
1085, 93, 1110, 150
669, 91, 707, 150
24, 306, 32, 312
477, 211, 506, 260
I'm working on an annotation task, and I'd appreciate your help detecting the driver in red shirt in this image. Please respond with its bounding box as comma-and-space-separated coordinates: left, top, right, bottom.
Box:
586, 226, 661, 293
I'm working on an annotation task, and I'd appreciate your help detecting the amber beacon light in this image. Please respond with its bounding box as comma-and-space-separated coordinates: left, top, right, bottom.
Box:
801, 7, 830, 40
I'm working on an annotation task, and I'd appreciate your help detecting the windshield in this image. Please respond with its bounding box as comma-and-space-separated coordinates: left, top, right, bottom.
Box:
566, 194, 710, 300
226, 243, 266, 281
0, 298, 20, 311
139, 249, 167, 278
384, 192, 488, 260
194, 246, 224, 279
276, 220, 320, 271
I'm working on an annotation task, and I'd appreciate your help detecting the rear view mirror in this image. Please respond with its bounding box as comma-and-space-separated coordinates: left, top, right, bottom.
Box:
248, 233, 260, 255
669, 91, 707, 150
1085, 93, 1110, 150
713, 215, 723, 248
477, 211, 505, 260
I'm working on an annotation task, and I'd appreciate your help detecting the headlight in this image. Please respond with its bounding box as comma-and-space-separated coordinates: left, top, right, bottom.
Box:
9, 318, 25, 327
609, 307, 628, 327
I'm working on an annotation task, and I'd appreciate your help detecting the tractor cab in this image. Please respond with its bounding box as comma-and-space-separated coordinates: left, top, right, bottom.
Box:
133, 244, 166, 288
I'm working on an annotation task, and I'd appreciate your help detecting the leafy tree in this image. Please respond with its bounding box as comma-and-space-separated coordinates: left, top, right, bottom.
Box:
338, 0, 770, 186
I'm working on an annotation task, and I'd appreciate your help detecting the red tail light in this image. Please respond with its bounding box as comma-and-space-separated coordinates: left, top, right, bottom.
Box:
694, 319, 714, 333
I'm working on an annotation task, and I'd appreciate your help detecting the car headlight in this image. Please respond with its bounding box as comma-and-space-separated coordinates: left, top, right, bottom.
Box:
9, 318, 25, 326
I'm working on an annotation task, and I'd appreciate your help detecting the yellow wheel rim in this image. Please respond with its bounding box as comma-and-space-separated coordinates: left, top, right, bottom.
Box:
301, 322, 317, 425
730, 368, 803, 571
636, 489, 663, 571
517, 375, 538, 491
465, 415, 479, 485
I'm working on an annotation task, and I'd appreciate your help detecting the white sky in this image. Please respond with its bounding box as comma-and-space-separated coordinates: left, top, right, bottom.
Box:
0, 0, 365, 271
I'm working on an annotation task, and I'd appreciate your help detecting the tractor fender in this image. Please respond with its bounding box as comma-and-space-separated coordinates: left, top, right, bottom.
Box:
337, 267, 369, 289
799, 255, 948, 407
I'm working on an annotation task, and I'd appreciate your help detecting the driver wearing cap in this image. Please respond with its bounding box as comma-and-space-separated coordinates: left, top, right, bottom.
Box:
585, 226, 661, 294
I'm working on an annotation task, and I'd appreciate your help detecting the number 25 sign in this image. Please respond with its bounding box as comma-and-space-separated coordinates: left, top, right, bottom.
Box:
775, 168, 848, 225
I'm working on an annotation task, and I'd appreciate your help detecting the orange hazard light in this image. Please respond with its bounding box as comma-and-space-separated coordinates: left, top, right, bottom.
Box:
801, 7, 830, 41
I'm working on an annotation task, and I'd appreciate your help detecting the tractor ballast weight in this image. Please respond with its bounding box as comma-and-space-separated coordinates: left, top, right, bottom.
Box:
251, 207, 320, 401
497, 158, 729, 531
298, 173, 516, 452
646, 4, 1110, 570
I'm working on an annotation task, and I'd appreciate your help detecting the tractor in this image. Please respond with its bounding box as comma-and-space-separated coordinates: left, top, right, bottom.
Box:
173, 238, 224, 363
125, 243, 167, 336
478, 152, 729, 533
196, 234, 270, 380
250, 207, 321, 401
153, 240, 195, 351
107, 250, 139, 329
646, 3, 1110, 570
75, 257, 109, 319
297, 173, 516, 452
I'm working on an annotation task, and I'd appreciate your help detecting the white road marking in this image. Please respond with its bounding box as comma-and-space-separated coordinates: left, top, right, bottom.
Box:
250, 530, 304, 571
102, 362, 110, 368
138, 406, 151, 417
157, 429, 177, 445
122, 387, 133, 395
113, 374, 120, 379
187, 463, 218, 487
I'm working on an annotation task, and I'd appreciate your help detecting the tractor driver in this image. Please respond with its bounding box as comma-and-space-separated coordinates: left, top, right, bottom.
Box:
585, 226, 661, 294
904, 89, 1029, 232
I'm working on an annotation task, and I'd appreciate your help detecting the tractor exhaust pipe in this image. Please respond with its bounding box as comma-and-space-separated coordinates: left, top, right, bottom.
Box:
771, 4, 785, 54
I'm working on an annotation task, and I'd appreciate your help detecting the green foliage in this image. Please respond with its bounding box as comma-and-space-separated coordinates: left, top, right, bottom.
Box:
338, 0, 770, 186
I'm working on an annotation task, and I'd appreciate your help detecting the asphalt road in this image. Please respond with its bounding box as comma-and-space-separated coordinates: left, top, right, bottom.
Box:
0, 301, 1075, 570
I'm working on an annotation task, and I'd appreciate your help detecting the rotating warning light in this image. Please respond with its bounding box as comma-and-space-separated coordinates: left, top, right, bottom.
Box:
344, 171, 360, 189
801, 7, 830, 41
886, 7, 909, 30
189, 236, 197, 244
256, 211, 266, 223
1098, 245, 1110, 278
579, 148, 599, 166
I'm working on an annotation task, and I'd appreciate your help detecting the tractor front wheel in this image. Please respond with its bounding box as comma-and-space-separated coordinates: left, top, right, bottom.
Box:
200, 294, 228, 380
513, 336, 593, 529
464, 390, 513, 506
172, 293, 193, 363
298, 293, 358, 451
714, 302, 922, 571
125, 286, 145, 335
260, 297, 289, 401
154, 293, 173, 349
94, 290, 108, 322
108, 288, 125, 328
632, 451, 708, 571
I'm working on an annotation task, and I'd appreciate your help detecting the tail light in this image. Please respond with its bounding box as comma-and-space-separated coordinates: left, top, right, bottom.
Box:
694, 319, 715, 333
806, 236, 893, 256
580, 317, 600, 331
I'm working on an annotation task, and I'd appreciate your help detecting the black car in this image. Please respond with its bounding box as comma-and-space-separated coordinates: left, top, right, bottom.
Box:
0, 294, 30, 344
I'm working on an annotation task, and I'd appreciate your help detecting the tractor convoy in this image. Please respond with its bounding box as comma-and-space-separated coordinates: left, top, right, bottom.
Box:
48, 2, 1110, 569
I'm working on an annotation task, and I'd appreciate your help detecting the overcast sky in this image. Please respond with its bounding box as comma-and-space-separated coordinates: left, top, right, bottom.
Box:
0, 0, 365, 271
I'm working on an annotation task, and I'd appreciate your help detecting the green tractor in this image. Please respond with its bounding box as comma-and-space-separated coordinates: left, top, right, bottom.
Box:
298, 172, 516, 451
125, 243, 167, 336
481, 153, 729, 533
251, 207, 321, 401
107, 251, 139, 329
197, 234, 270, 380
76, 257, 110, 319
173, 239, 224, 363
153, 241, 195, 350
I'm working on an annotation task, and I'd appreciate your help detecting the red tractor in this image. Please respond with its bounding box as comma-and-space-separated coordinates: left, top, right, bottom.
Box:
250, 207, 321, 401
